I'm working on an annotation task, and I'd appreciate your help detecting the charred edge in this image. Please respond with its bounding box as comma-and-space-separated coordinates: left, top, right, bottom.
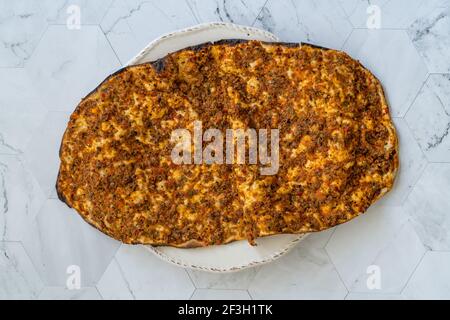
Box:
275, 42, 301, 48
55, 178, 125, 242
147, 39, 250, 74
354, 58, 399, 183
55, 170, 71, 208
151, 59, 165, 73
83, 66, 129, 99
275, 41, 330, 50
58, 117, 71, 159
56, 65, 131, 209
56, 109, 73, 208
80, 39, 295, 92
179, 39, 250, 52
300, 42, 330, 50
87, 40, 331, 82
56, 121, 68, 207
146, 39, 331, 74
186, 39, 249, 49
177, 39, 330, 51
77, 210, 123, 243
58, 142, 64, 161
89, 40, 332, 78
58, 132, 64, 158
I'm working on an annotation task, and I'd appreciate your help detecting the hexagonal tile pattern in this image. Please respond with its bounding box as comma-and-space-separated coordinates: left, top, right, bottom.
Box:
40, 0, 114, 25
21, 199, 121, 286
403, 252, 450, 299
0, 69, 46, 154
342, 29, 428, 117
187, 267, 259, 290
248, 245, 347, 299
186, 0, 266, 26
376, 118, 427, 206
98, 245, 194, 299
24, 111, 70, 198
0, 242, 44, 299
253, 0, 352, 49
25, 25, 120, 112
100, 0, 197, 64
326, 205, 425, 293
0, 155, 46, 241
408, 2, 450, 73
404, 163, 450, 251
338, 0, 440, 29
38, 286, 102, 300
405, 75, 450, 162
1, 0, 450, 300
191, 289, 251, 300
0, 0, 48, 67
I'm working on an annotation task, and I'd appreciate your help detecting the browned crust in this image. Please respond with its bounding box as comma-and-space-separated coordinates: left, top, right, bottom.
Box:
55, 39, 330, 206
55, 40, 330, 225
237, 65, 399, 242
56, 39, 399, 248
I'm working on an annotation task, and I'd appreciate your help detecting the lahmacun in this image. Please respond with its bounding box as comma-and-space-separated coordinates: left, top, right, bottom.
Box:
56, 40, 398, 247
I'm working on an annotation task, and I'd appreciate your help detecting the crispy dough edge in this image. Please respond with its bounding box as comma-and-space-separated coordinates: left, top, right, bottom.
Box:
56, 40, 399, 248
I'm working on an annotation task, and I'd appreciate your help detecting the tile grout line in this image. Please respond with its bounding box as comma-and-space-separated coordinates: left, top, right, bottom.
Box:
395, 118, 430, 206
403, 73, 430, 121
251, 0, 270, 27
95, 283, 106, 300
403, 119, 430, 174
95, 244, 122, 290
184, 268, 198, 291
335, 0, 355, 28
402, 161, 431, 207
323, 227, 337, 248
93, 286, 104, 300
339, 28, 354, 50
324, 248, 350, 297
358, 220, 414, 294
184, 0, 200, 24
98, 24, 124, 66
399, 249, 427, 296
114, 254, 138, 300
188, 288, 196, 300
98, 0, 117, 27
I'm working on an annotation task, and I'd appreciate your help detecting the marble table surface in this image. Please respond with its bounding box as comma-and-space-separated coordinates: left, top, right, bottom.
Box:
1, 0, 450, 300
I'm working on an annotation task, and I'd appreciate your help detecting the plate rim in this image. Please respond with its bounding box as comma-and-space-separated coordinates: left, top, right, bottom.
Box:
143, 234, 308, 273
128, 21, 308, 273
125, 21, 280, 66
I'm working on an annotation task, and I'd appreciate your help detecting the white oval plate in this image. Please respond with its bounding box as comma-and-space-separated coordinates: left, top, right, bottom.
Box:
128, 22, 308, 272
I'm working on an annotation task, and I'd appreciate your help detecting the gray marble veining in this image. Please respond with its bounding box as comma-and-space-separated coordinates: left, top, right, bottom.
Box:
408, 3, 450, 73
0, 1, 47, 67
254, 0, 352, 49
